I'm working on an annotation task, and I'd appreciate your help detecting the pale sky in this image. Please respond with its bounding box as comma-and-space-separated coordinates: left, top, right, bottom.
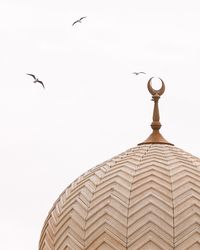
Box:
1, 1, 200, 249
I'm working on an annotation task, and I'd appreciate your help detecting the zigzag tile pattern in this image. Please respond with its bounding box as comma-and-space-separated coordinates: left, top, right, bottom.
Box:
39, 144, 200, 250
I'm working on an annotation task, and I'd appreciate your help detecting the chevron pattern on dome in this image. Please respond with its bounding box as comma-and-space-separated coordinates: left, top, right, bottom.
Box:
39, 144, 200, 250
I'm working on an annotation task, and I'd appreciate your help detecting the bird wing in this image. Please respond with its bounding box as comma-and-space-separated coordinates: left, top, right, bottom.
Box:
72, 20, 78, 26
27, 73, 36, 79
37, 80, 45, 88
80, 16, 87, 20
132, 72, 137, 75
139, 72, 146, 74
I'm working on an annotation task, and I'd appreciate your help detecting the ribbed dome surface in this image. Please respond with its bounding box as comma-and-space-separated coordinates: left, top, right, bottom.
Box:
39, 144, 200, 250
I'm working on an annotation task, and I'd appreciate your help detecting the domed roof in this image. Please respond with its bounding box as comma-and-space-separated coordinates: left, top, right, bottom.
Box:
39, 79, 200, 250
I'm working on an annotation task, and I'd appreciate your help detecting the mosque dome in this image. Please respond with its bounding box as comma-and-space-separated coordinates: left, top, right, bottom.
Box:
39, 78, 200, 250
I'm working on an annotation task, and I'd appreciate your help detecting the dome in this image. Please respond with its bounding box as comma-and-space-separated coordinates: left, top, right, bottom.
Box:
39, 79, 200, 250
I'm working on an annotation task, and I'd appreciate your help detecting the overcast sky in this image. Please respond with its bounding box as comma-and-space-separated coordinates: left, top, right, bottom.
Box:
1, 1, 200, 249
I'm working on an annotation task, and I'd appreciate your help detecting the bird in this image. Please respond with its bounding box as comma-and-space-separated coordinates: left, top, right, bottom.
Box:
27, 74, 45, 88
72, 16, 87, 26
132, 72, 146, 75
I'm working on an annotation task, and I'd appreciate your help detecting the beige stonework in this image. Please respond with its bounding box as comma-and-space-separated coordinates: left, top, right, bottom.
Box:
39, 144, 200, 250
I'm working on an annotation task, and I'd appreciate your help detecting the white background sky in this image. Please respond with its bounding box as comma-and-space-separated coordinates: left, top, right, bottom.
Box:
1, 0, 200, 249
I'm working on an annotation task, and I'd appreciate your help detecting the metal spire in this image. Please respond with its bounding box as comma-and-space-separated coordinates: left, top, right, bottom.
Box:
138, 77, 174, 146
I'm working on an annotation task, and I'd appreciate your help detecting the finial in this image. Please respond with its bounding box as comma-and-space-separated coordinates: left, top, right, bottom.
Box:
138, 77, 174, 146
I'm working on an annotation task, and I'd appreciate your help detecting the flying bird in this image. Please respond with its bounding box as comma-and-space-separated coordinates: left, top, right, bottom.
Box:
72, 16, 87, 26
27, 74, 45, 88
132, 72, 146, 75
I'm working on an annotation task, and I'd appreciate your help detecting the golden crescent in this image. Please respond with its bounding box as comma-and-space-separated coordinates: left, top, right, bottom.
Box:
147, 77, 165, 96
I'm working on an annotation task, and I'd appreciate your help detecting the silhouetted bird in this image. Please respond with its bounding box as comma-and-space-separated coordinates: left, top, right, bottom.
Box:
27, 74, 45, 88
72, 16, 87, 26
132, 72, 146, 75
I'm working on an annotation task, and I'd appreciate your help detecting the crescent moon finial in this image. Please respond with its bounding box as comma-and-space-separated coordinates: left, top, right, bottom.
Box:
147, 77, 165, 96
138, 77, 173, 146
